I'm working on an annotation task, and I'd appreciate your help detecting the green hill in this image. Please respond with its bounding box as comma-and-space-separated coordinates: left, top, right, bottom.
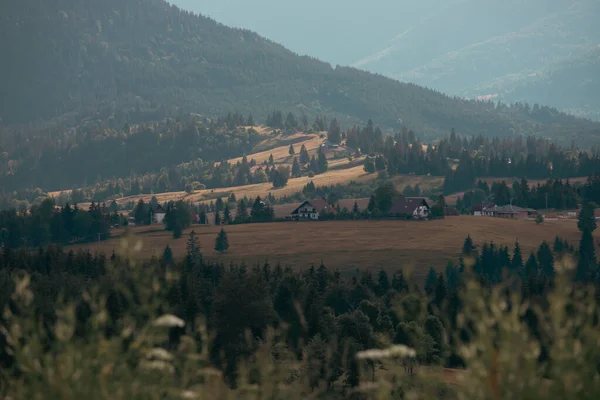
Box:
0, 0, 599, 145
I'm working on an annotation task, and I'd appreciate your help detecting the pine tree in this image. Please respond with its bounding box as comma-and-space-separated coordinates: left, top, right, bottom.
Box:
237, 199, 248, 222
511, 241, 523, 272
537, 241, 555, 279
224, 204, 231, 224
576, 203, 598, 282
327, 118, 342, 144
268, 154, 274, 166
289, 144, 295, 155
299, 144, 309, 164
367, 194, 376, 213
317, 149, 328, 174
215, 228, 229, 253
186, 231, 202, 266
214, 210, 221, 226
292, 156, 301, 177
352, 201, 359, 215
163, 245, 173, 264
524, 252, 539, 281
424, 267, 437, 296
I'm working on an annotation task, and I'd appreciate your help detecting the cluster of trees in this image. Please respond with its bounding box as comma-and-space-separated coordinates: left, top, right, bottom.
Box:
0, 115, 266, 195
442, 133, 600, 194
0, 199, 120, 249
1, 204, 597, 395
456, 177, 582, 212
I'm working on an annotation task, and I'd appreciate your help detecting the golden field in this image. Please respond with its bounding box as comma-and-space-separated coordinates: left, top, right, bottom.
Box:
69, 216, 588, 279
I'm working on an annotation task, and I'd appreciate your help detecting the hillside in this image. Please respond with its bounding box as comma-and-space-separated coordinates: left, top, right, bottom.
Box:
476, 47, 600, 121
1, 0, 599, 146
183, 0, 600, 121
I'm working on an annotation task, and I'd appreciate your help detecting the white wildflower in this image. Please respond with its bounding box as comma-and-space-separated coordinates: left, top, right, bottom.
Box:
146, 348, 174, 362
356, 345, 416, 360
153, 314, 185, 328
139, 360, 175, 374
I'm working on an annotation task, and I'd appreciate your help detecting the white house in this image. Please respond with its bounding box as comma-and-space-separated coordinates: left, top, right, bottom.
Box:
151, 204, 167, 224
389, 197, 431, 219
290, 199, 335, 220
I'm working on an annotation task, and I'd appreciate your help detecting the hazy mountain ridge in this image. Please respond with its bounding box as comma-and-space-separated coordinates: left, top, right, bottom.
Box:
178, 0, 600, 121
0, 0, 599, 146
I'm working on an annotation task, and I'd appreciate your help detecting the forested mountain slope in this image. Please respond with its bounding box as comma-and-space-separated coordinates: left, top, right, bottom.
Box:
181, 0, 600, 121
1, 0, 599, 145
481, 47, 600, 121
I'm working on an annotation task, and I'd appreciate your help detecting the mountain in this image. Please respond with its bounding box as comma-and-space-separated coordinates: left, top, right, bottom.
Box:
0, 0, 599, 146
176, 0, 600, 120
472, 47, 600, 121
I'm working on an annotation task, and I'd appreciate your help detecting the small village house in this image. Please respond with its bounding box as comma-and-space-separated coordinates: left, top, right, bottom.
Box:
484, 204, 536, 219
472, 202, 496, 216
389, 197, 431, 219
290, 199, 336, 220
151, 204, 167, 224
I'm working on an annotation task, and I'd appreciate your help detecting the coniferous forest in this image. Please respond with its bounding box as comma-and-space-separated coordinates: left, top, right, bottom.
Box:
0, 207, 599, 398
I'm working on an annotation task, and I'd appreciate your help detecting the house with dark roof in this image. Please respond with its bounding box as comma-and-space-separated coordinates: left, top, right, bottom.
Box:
389, 197, 431, 219
473, 202, 496, 216
490, 205, 536, 219
290, 199, 336, 220
150, 203, 167, 224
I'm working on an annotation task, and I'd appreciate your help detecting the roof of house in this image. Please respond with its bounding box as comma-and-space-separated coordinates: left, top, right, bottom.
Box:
492, 205, 535, 213
151, 203, 166, 213
389, 197, 430, 215
473, 202, 496, 212
291, 199, 335, 215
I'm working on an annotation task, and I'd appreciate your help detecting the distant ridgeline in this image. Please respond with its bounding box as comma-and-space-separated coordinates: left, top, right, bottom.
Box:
1, 0, 599, 145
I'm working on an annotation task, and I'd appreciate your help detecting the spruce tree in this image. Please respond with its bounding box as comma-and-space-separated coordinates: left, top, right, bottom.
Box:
268, 154, 274, 166
292, 156, 301, 177
576, 203, 598, 282
299, 144, 309, 164
163, 245, 173, 264
317, 149, 328, 174
424, 267, 437, 296
537, 241, 555, 279
524, 253, 539, 281
215, 228, 229, 253
185, 231, 202, 266
289, 144, 295, 155
214, 210, 221, 226
352, 201, 359, 215
224, 204, 231, 224
511, 241, 523, 272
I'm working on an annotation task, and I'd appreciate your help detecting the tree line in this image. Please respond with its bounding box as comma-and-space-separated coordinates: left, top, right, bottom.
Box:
0, 203, 597, 396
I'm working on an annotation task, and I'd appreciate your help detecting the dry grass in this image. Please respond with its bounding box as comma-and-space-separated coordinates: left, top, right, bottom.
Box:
226, 133, 323, 165
69, 216, 588, 279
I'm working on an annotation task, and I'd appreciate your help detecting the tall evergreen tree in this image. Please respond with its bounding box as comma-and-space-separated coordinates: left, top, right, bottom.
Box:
185, 230, 202, 266
299, 144, 309, 165
424, 267, 437, 296
214, 210, 221, 226
215, 228, 229, 253
289, 144, 295, 155
292, 156, 301, 177
223, 204, 231, 224
576, 203, 598, 282
511, 241, 524, 272
537, 241, 555, 279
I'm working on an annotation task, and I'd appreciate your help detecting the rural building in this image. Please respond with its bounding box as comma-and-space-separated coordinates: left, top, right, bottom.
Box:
151, 204, 167, 224
290, 199, 336, 220
485, 204, 535, 219
472, 202, 496, 216
389, 197, 431, 219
